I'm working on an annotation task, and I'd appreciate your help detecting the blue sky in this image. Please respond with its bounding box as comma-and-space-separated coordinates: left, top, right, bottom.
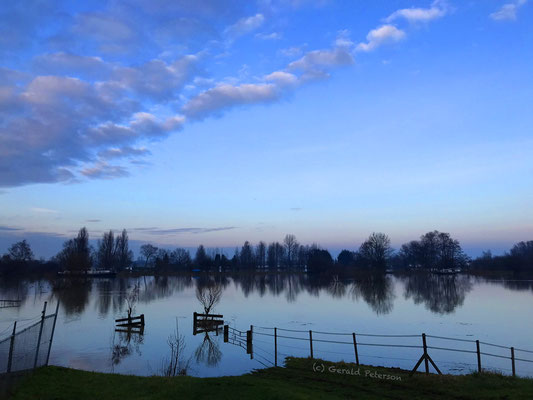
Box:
1, 0, 532, 258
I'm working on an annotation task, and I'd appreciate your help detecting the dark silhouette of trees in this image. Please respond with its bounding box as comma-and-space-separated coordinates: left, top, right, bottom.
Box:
140, 244, 158, 268
307, 248, 333, 274
256, 241, 266, 268
240, 241, 254, 269
96, 230, 116, 270
56, 227, 92, 271
170, 248, 192, 270
337, 250, 356, 267
283, 234, 299, 269
195, 245, 212, 271
115, 229, 133, 271
358, 232, 393, 270
399, 231, 469, 270
510, 241, 533, 272
267, 242, 285, 270
8, 240, 34, 262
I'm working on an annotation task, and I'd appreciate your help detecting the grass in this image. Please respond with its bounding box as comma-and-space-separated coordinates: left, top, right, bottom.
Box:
9, 357, 533, 400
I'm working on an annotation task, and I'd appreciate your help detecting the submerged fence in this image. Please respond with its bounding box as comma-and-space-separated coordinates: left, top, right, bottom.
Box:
224, 324, 533, 377
0, 301, 59, 374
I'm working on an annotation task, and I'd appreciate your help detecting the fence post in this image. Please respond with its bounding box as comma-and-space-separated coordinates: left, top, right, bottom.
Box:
476, 340, 482, 373
250, 325, 253, 341
140, 314, 145, 326
193, 312, 197, 335
6, 321, 16, 373
45, 301, 60, 366
352, 333, 359, 365
223, 325, 229, 342
309, 330, 313, 359
422, 333, 429, 375
274, 327, 278, 367
33, 301, 47, 369
511, 347, 515, 377
246, 329, 253, 358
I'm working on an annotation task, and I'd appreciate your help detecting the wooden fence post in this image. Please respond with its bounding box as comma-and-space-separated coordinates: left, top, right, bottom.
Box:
33, 301, 47, 369
140, 314, 145, 326
511, 347, 515, 377
193, 312, 197, 335
223, 325, 229, 342
352, 333, 359, 365
309, 330, 313, 359
422, 333, 429, 375
274, 327, 278, 367
6, 321, 16, 373
246, 329, 253, 358
45, 301, 60, 366
476, 340, 482, 373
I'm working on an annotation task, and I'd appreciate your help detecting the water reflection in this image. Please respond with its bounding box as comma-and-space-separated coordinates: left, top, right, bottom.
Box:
350, 273, 395, 315
111, 327, 144, 366
3, 273, 531, 318
402, 272, 472, 314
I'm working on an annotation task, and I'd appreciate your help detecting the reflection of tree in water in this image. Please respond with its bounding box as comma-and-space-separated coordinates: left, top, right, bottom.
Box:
52, 278, 92, 316
327, 275, 346, 299
162, 319, 190, 376
194, 331, 222, 367
0, 278, 29, 304
350, 273, 395, 315
111, 328, 143, 366
403, 273, 472, 314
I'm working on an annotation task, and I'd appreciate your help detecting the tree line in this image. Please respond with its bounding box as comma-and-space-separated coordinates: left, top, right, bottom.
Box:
1, 227, 532, 276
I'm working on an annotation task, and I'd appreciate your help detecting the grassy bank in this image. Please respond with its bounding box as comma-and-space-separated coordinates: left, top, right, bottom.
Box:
9, 357, 533, 400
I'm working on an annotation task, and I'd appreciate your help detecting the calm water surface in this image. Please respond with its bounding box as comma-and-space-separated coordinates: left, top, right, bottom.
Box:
1, 274, 532, 377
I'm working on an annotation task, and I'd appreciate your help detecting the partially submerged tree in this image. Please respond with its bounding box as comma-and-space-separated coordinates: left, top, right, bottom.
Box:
140, 244, 158, 268
195, 282, 222, 315
8, 240, 34, 262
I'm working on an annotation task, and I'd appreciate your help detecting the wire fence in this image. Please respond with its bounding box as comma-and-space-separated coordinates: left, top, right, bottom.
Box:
0, 301, 59, 374
224, 324, 533, 378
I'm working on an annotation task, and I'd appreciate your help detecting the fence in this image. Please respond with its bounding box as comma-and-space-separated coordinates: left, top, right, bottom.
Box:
223, 324, 533, 377
0, 301, 59, 374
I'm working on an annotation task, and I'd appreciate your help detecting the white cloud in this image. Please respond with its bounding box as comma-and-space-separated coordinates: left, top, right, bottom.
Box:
288, 47, 354, 70
256, 32, 282, 40
98, 146, 151, 159
356, 25, 406, 52
490, 0, 528, 21
385, 0, 448, 23
264, 71, 299, 87
225, 13, 265, 39
81, 162, 130, 179
182, 83, 279, 119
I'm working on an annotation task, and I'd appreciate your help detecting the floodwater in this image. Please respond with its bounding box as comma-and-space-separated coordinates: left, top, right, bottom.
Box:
1, 273, 532, 377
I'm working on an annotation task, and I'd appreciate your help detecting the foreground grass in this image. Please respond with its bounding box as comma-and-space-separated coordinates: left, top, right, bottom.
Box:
10, 357, 533, 400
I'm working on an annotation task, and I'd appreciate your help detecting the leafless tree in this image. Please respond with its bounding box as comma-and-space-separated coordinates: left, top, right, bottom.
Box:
162, 319, 190, 376
196, 282, 222, 315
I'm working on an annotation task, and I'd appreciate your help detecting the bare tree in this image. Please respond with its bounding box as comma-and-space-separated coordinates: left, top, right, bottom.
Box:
97, 230, 116, 270
195, 283, 222, 315
8, 240, 34, 262
115, 229, 133, 271
125, 282, 140, 319
256, 241, 266, 268
358, 232, 393, 270
284, 234, 299, 268
140, 244, 158, 268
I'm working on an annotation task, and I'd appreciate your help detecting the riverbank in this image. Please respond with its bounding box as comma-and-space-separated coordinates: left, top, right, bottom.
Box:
8, 357, 533, 400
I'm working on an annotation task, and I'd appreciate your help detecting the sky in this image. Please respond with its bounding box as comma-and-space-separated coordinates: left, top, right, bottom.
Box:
0, 0, 532, 259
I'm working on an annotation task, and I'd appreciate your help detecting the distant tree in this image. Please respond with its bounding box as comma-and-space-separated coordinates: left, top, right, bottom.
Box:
170, 248, 191, 270
307, 249, 334, 274
337, 250, 355, 267
96, 230, 116, 270
56, 227, 92, 271
510, 241, 533, 271
140, 244, 158, 268
283, 234, 299, 269
267, 242, 285, 270
399, 231, 469, 270
240, 241, 254, 269
8, 240, 34, 262
256, 241, 266, 268
297, 245, 309, 269
195, 245, 211, 270
358, 232, 393, 270
155, 249, 171, 271
115, 229, 133, 271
